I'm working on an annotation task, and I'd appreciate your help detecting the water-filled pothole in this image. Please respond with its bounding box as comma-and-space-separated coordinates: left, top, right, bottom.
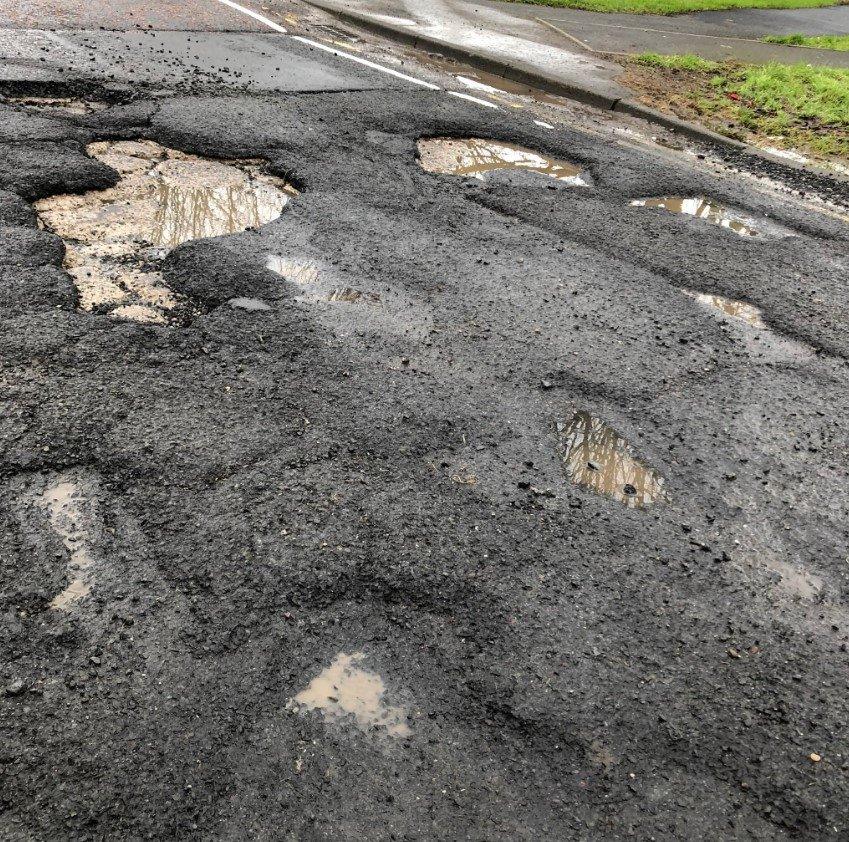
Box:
685, 290, 814, 362
630, 196, 793, 238
688, 292, 764, 327
266, 255, 381, 305
417, 137, 591, 186
34, 140, 296, 323
557, 411, 666, 508
4, 96, 108, 116
289, 652, 410, 738
39, 479, 96, 610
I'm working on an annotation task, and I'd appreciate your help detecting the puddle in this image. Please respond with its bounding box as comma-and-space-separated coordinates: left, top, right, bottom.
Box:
630, 196, 793, 238
688, 292, 765, 327
228, 297, 271, 311
39, 480, 95, 609
557, 411, 666, 508
35, 140, 296, 323
290, 652, 410, 738
4, 97, 107, 116
686, 291, 814, 362
266, 255, 380, 305
417, 138, 591, 186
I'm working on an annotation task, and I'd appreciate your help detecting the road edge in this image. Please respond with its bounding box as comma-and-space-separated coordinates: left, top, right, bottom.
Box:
303, 0, 848, 182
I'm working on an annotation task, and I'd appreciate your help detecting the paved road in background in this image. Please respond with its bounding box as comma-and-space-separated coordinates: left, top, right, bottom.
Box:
2, 1, 849, 840
310, 0, 849, 65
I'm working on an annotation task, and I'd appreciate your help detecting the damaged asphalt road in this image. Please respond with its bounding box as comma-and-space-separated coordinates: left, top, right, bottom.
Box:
1, 13, 849, 841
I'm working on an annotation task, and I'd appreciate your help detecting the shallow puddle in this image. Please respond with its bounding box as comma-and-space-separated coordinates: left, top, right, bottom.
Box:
40, 480, 95, 609
228, 297, 272, 311
417, 137, 590, 186
557, 411, 666, 508
688, 292, 764, 327
686, 290, 814, 362
266, 255, 381, 305
290, 652, 410, 738
35, 140, 296, 323
5, 96, 107, 116
630, 196, 793, 238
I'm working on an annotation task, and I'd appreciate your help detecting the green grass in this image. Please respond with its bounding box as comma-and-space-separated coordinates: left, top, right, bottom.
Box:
632, 52, 721, 71
513, 0, 841, 15
762, 34, 849, 51
626, 54, 849, 158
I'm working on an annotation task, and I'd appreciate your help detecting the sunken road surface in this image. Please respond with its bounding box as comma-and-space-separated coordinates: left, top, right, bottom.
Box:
1, 80, 849, 841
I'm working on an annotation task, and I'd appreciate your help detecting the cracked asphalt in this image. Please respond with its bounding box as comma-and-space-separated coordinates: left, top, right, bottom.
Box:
1, 1, 849, 839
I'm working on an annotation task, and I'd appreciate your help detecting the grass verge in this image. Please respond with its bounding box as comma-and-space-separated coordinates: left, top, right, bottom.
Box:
762, 34, 849, 51
621, 53, 849, 161
511, 0, 841, 15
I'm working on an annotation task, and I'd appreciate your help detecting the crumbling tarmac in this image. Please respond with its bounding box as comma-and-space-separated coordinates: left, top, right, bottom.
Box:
1, 59, 849, 840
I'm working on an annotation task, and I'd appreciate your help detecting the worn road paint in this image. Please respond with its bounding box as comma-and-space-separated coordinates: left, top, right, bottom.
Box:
214, 0, 287, 33
291, 35, 440, 90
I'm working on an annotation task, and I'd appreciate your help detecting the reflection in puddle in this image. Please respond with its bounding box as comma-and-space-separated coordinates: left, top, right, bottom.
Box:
686, 290, 814, 362
689, 292, 764, 327
35, 140, 296, 323
417, 137, 591, 186
40, 480, 95, 609
557, 412, 666, 508
630, 196, 793, 238
290, 652, 410, 738
266, 255, 381, 305
228, 297, 271, 311
5, 96, 107, 116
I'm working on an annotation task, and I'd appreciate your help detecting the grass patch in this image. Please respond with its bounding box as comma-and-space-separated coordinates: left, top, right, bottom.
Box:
762, 34, 849, 51
511, 0, 842, 15
621, 54, 849, 160
632, 52, 721, 71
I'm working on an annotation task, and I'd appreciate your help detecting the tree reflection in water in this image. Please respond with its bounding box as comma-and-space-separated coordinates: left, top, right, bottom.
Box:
629, 196, 794, 238
417, 137, 590, 186
557, 411, 666, 508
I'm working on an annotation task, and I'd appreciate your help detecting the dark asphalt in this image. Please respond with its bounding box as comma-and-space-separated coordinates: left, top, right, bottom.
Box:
2, 2, 849, 840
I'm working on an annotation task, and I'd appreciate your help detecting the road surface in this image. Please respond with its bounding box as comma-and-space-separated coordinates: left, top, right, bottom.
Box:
1, 1, 848, 840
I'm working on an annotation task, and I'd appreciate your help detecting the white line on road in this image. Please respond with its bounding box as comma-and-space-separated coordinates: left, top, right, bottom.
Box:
214, 0, 287, 33
291, 36, 440, 89
447, 91, 499, 109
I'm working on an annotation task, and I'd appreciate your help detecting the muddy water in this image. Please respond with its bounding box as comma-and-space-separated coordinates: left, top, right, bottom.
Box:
417, 137, 590, 186
266, 255, 381, 305
689, 292, 765, 327
40, 481, 95, 609
291, 652, 410, 738
686, 291, 814, 362
630, 196, 793, 238
557, 411, 666, 508
35, 140, 295, 323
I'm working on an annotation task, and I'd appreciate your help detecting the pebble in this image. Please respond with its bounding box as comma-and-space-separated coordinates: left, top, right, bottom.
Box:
810, 753, 821, 763
5, 679, 25, 696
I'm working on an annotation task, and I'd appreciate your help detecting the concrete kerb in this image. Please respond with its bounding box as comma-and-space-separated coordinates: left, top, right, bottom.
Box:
303, 0, 848, 181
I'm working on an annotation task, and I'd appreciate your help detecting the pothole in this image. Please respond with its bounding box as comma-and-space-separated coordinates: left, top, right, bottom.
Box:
557, 411, 666, 508
39, 479, 96, 610
266, 255, 381, 305
629, 196, 794, 238
228, 297, 271, 311
686, 291, 814, 362
34, 139, 296, 324
4, 96, 108, 116
288, 652, 410, 738
417, 137, 591, 186
688, 292, 764, 327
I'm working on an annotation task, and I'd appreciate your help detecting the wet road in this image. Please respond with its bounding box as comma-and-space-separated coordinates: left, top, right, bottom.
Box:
2, 1, 849, 841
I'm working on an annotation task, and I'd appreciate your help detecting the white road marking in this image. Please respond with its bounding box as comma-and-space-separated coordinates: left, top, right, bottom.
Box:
448, 91, 499, 109
214, 0, 287, 33
534, 119, 554, 129
291, 36, 440, 89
